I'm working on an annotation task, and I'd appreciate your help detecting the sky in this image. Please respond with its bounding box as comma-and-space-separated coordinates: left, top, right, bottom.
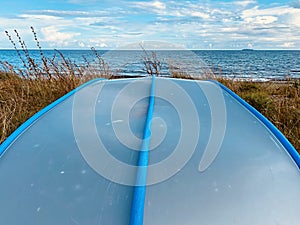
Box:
0, 0, 300, 49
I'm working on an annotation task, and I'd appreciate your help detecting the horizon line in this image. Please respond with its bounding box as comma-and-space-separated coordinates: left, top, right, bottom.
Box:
1, 48, 300, 51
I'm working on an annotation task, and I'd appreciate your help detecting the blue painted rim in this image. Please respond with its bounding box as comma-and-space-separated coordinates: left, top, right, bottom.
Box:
130, 75, 156, 225
213, 80, 300, 169
0, 78, 105, 157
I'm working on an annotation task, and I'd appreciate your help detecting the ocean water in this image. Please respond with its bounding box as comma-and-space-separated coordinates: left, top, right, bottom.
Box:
0, 49, 300, 81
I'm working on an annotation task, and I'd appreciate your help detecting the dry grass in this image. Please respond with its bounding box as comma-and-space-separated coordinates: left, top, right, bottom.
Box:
0, 72, 79, 143
0, 28, 112, 144
217, 78, 299, 152
171, 67, 299, 152
0, 71, 111, 144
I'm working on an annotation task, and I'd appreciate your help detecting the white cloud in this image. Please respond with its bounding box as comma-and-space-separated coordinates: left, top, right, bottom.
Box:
244, 15, 278, 24
88, 38, 108, 48
27, 9, 127, 18
247, 42, 253, 48
280, 42, 295, 48
241, 5, 300, 29
242, 5, 294, 17
41, 26, 80, 47
189, 11, 210, 19
277, 42, 296, 49
286, 10, 300, 27
19, 14, 61, 20
132, 1, 166, 10
78, 42, 85, 47
233, 0, 257, 7
220, 27, 239, 32
131, 1, 213, 20
152, 0, 166, 9
1, 0, 300, 49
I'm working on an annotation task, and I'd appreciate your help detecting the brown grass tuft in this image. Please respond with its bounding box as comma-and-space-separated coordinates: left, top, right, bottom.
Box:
0, 29, 112, 144
217, 78, 299, 152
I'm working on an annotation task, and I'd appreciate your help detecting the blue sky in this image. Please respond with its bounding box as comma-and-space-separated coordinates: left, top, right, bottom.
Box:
1, 0, 300, 49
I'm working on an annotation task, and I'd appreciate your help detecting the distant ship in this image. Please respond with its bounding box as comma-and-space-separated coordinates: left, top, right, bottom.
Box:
242, 48, 254, 51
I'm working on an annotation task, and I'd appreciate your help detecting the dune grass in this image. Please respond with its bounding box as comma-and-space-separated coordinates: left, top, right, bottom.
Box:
0, 28, 112, 144
218, 78, 299, 152
0, 29, 299, 152
171, 70, 299, 152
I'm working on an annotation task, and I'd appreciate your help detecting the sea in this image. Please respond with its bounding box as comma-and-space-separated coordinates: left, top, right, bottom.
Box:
0, 49, 300, 81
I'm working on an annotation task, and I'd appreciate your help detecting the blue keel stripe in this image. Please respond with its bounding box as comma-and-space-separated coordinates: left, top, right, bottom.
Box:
214, 80, 300, 169
0, 78, 105, 157
130, 75, 156, 225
